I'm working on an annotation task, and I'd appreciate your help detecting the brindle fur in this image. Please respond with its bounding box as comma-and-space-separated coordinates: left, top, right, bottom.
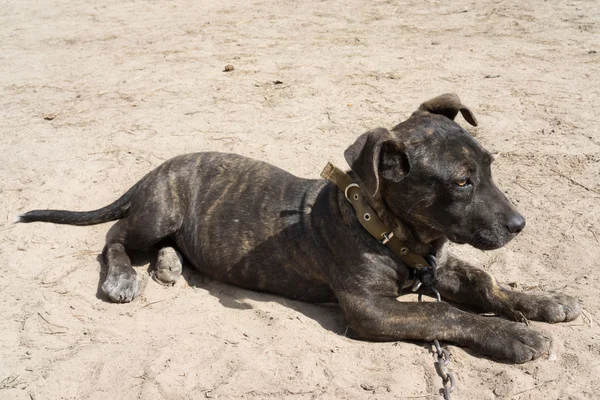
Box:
18, 94, 580, 363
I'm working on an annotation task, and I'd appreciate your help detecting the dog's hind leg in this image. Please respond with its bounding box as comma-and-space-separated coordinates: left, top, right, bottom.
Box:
102, 208, 182, 302
436, 253, 581, 323
153, 246, 183, 286
102, 240, 140, 303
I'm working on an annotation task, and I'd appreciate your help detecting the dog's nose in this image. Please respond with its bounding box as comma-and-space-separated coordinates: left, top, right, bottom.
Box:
506, 214, 526, 234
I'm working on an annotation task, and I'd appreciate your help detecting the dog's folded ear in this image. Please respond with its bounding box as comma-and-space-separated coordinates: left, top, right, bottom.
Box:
344, 128, 410, 196
418, 93, 478, 126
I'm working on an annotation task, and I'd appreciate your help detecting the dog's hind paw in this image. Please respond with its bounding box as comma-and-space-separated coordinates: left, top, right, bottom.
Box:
153, 247, 183, 286
102, 270, 140, 303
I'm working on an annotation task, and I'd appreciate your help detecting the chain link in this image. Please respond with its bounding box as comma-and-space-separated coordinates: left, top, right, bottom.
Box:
414, 255, 457, 400
433, 339, 456, 399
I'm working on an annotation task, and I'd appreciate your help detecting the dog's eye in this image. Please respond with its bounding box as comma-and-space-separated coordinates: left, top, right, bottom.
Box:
455, 178, 471, 188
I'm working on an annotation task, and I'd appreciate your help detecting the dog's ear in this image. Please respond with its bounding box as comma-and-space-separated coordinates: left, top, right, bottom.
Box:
418, 93, 478, 126
344, 128, 409, 196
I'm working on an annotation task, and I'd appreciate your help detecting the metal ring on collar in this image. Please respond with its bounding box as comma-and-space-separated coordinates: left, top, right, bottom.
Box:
344, 183, 360, 202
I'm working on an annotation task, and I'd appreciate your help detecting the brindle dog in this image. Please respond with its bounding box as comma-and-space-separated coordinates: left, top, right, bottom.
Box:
18, 94, 580, 363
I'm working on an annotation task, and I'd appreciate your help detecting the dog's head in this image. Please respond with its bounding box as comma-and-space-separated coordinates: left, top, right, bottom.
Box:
344, 93, 525, 250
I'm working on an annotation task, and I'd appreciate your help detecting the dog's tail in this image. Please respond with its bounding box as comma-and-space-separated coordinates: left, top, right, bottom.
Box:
16, 181, 142, 226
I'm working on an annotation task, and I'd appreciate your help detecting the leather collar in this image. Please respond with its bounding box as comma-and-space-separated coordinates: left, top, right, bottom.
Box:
321, 162, 433, 270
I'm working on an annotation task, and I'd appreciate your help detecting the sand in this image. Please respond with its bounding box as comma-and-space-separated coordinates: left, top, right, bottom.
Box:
1, 0, 599, 398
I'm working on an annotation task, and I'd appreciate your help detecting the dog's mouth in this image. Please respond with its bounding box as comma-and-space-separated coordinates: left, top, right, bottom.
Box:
447, 227, 514, 250
467, 229, 513, 251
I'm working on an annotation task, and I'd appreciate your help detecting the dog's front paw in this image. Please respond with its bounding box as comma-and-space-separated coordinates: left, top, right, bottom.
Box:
513, 292, 581, 323
477, 320, 551, 363
153, 247, 183, 286
102, 270, 140, 303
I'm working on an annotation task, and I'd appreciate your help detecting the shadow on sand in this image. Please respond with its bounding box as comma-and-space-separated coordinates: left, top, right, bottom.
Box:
95, 248, 347, 336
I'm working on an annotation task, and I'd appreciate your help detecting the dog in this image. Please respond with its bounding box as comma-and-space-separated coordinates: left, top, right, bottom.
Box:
18, 93, 580, 363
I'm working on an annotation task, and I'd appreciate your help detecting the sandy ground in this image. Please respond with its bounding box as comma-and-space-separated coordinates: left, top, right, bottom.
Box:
1, 0, 599, 398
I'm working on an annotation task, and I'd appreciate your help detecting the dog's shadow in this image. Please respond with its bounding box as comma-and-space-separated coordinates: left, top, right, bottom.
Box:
184, 267, 347, 334
95, 249, 347, 336
95, 247, 509, 364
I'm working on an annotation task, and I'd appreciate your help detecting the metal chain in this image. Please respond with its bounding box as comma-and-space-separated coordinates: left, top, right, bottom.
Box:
433, 337, 456, 399
414, 255, 457, 400
417, 287, 457, 399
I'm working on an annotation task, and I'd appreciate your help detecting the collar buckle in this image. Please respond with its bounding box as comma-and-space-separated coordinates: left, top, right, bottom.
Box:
344, 183, 360, 202
380, 231, 394, 245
